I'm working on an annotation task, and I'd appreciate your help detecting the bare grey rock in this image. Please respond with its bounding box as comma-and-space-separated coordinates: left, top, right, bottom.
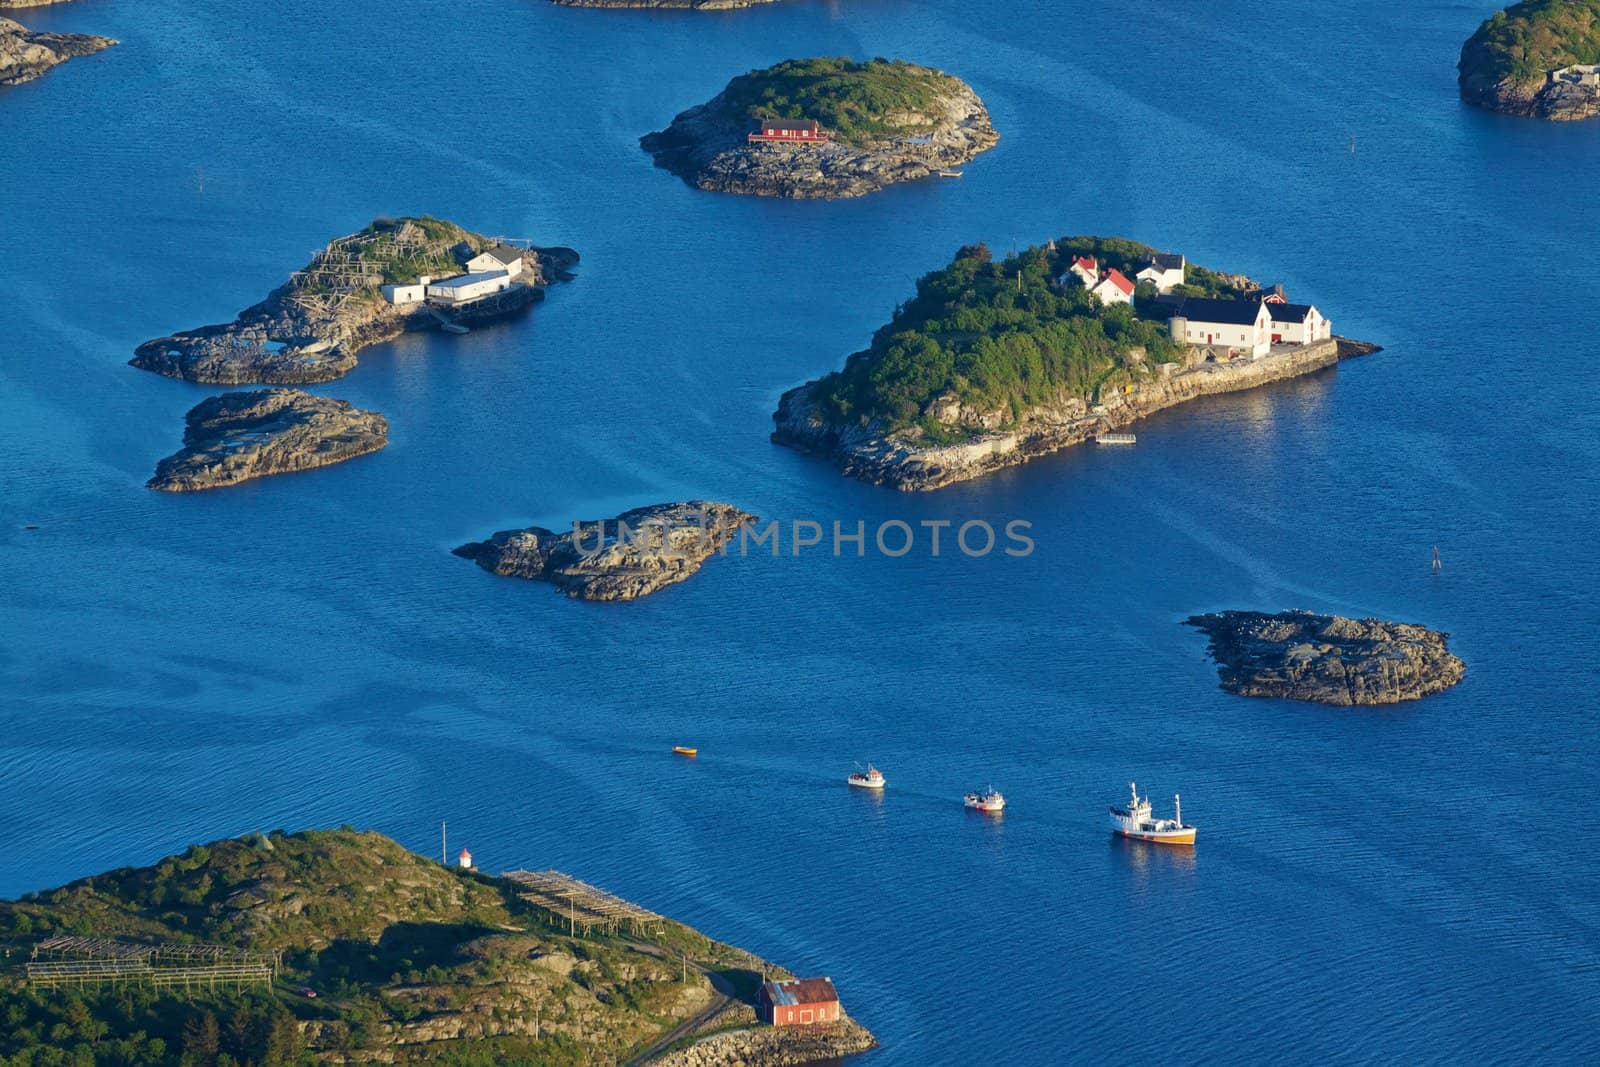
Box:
454, 501, 755, 601
1186, 610, 1466, 706
148, 390, 388, 492
653, 1018, 877, 1066
0, 15, 112, 86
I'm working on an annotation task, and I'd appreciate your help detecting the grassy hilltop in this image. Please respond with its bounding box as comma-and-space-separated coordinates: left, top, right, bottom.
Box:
1460, 0, 1600, 88
713, 57, 969, 145
0, 830, 785, 1066
812, 237, 1249, 443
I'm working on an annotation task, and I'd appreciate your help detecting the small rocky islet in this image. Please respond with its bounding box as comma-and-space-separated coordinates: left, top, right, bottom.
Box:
554, 0, 777, 7
131, 216, 578, 385
147, 389, 388, 492
1459, 0, 1600, 121
454, 501, 755, 601
773, 236, 1380, 491
641, 57, 998, 199
0, 14, 113, 87
1186, 610, 1466, 706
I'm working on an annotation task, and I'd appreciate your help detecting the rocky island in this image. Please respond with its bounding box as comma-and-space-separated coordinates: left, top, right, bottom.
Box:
455, 501, 754, 601
1460, 0, 1600, 120
148, 389, 388, 492
641, 57, 997, 199
773, 236, 1380, 491
0, 14, 113, 86
1186, 610, 1466, 706
0, 828, 876, 1065
131, 216, 578, 385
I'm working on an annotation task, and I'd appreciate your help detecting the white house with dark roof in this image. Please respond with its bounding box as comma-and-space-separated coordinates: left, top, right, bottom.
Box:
1090, 268, 1135, 307
466, 244, 525, 278
1136, 253, 1185, 293
1266, 302, 1331, 345
1168, 297, 1272, 359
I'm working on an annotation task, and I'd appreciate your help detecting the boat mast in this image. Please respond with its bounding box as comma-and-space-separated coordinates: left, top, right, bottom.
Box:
1174, 794, 1182, 826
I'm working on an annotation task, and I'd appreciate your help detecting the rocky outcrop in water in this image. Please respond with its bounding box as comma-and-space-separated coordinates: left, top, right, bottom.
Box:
130, 217, 578, 385
641, 60, 997, 199
454, 501, 755, 601
148, 390, 388, 492
0, 15, 112, 86
774, 338, 1381, 492
1185, 610, 1466, 706
655, 1019, 878, 1067
1458, 1, 1600, 121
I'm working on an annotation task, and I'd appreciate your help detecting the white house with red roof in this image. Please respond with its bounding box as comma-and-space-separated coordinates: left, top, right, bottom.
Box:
1060, 255, 1099, 289
1090, 268, 1135, 307
457, 848, 473, 870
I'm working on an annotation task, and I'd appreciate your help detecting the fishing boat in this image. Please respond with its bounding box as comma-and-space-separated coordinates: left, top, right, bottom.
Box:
1109, 782, 1195, 845
672, 746, 697, 757
847, 764, 886, 790
964, 787, 1005, 813
937, 168, 964, 178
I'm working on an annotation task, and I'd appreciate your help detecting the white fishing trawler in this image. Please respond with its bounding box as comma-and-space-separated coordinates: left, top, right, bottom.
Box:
848, 764, 886, 789
964, 787, 1005, 813
1109, 782, 1195, 845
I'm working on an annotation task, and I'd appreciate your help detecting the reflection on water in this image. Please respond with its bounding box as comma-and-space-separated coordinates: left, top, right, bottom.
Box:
1109, 834, 1199, 881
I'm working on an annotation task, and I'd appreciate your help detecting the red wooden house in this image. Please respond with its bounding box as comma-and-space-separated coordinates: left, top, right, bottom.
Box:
759, 977, 842, 1026
748, 119, 830, 144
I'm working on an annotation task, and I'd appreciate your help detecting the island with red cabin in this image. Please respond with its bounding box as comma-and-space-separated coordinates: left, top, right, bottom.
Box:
641, 57, 998, 199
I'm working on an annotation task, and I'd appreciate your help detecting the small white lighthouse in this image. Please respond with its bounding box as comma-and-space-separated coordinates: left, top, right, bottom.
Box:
457, 848, 473, 870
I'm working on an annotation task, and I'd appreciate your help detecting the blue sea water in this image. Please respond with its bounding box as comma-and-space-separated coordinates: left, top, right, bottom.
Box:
2, 0, 1599, 1061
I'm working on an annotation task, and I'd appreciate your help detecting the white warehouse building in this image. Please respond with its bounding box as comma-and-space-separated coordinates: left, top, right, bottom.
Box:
426, 271, 513, 305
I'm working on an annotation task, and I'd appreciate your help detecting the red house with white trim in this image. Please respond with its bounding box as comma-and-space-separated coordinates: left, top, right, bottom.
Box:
759, 977, 842, 1027
748, 119, 830, 144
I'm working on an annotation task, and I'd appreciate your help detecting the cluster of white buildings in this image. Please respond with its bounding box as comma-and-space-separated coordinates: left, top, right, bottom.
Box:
1057, 249, 1332, 360
380, 244, 527, 308
1548, 64, 1600, 88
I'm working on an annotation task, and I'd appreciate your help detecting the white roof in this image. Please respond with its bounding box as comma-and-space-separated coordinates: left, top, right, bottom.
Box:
427, 270, 509, 290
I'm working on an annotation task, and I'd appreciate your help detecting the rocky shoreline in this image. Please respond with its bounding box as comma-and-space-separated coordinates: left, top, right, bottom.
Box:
0, 15, 113, 86
641, 62, 997, 199
1460, 68, 1600, 121
454, 501, 755, 601
148, 389, 388, 492
131, 218, 578, 385
1186, 610, 1466, 706
774, 337, 1381, 491
656, 1019, 877, 1066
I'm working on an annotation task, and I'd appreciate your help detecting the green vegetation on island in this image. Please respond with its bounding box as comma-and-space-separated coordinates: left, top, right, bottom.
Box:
0, 829, 849, 1066
812, 237, 1248, 442
1461, 0, 1600, 84
712, 57, 968, 145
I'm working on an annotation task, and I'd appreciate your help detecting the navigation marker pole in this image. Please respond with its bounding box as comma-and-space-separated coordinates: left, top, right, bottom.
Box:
441, 821, 446, 866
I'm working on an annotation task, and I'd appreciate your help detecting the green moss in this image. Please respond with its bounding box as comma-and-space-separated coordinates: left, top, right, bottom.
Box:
1460, 1, 1600, 87
717, 56, 965, 145
812, 236, 1250, 439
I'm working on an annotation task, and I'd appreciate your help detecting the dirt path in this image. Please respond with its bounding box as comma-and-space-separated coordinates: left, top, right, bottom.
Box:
622, 953, 739, 1067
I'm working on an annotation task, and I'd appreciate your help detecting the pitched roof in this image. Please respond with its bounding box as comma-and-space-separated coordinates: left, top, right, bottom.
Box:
479, 245, 524, 266
1266, 302, 1316, 323
1098, 268, 1134, 295
1072, 256, 1097, 272
759, 119, 820, 132
1171, 297, 1265, 326
762, 977, 839, 1007
1150, 252, 1185, 271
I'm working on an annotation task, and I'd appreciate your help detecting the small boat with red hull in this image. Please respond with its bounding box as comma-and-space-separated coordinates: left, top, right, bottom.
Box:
1109, 782, 1195, 845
